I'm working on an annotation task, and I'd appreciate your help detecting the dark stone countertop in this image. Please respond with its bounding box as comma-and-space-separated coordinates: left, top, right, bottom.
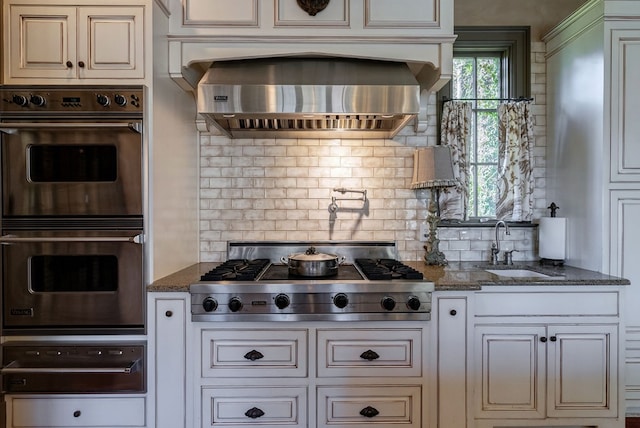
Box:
148, 261, 629, 292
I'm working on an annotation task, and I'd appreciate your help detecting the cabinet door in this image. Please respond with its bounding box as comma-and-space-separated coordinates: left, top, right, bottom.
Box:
546, 324, 618, 418
437, 296, 468, 428
474, 325, 546, 419
154, 298, 187, 428
7, 5, 77, 79
77, 7, 144, 79
609, 29, 640, 182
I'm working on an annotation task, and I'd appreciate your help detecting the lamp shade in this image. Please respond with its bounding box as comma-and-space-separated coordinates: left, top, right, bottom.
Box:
411, 146, 457, 189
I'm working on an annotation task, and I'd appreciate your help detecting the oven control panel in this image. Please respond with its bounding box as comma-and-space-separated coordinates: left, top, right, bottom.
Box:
191, 288, 433, 322
0, 86, 144, 114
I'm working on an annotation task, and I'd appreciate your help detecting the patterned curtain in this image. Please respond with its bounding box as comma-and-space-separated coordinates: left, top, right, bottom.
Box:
439, 101, 472, 220
496, 101, 535, 221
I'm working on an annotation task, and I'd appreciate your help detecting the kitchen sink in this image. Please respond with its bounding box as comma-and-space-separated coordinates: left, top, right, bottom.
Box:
485, 268, 563, 279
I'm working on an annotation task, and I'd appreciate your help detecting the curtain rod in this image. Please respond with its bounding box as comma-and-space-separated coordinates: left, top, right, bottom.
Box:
442, 96, 533, 102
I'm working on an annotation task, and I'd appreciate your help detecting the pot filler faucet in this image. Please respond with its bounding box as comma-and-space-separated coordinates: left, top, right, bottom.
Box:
490, 220, 511, 265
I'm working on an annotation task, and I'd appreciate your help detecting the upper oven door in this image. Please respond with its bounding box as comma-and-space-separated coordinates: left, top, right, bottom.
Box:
0, 121, 143, 217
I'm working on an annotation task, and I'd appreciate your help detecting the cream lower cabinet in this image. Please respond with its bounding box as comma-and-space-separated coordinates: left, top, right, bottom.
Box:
473, 287, 624, 428
3, 1, 145, 82
195, 323, 428, 428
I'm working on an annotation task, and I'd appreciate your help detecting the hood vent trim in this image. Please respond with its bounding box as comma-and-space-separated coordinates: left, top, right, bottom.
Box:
197, 57, 421, 139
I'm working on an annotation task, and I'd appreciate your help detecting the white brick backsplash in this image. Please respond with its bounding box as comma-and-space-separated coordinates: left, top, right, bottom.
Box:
197, 42, 548, 263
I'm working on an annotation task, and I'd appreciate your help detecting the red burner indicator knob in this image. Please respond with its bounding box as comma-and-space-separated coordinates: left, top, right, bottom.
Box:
333, 293, 349, 309
274, 294, 290, 310
407, 296, 421, 311
202, 297, 218, 312
228, 297, 243, 312
381, 297, 396, 311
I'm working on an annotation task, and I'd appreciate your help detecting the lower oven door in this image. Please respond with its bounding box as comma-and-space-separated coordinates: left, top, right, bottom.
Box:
1, 230, 144, 334
1, 342, 145, 394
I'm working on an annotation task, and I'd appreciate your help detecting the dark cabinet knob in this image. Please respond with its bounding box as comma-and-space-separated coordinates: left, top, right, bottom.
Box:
165, 310, 173, 317
381, 297, 396, 311
228, 297, 242, 312
359, 406, 379, 418
450, 309, 457, 316
275, 293, 290, 309
66, 60, 73, 68
360, 350, 380, 361
73, 410, 81, 418
78, 61, 85, 68
407, 296, 421, 311
333, 293, 349, 309
244, 350, 264, 361
540, 337, 547, 343
550, 336, 557, 342
244, 407, 265, 419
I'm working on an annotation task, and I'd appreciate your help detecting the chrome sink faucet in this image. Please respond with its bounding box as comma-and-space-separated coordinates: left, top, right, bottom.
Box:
490, 220, 511, 265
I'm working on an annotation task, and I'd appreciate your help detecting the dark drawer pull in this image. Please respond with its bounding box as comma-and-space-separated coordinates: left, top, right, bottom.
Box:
359, 406, 379, 418
73, 410, 81, 418
245, 407, 265, 419
244, 350, 264, 361
360, 349, 380, 361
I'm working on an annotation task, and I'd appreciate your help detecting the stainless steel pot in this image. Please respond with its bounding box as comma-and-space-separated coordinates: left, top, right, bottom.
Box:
280, 246, 345, 277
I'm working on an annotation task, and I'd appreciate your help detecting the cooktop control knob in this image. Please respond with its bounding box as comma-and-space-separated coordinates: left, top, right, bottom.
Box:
12, 94, 29, 107
381, 296, 396, 311
333, 293, 349, 309
274, 293, 290, 310
114, 94, 127, 106
202, 297, 218, 312
96, 94, 110, 107
30, 94, 46, 107
228, 297, 243, 312
407, 296, 421, 311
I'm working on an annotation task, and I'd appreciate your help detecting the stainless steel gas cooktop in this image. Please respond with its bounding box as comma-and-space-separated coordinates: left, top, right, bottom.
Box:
190, 241, 434, 322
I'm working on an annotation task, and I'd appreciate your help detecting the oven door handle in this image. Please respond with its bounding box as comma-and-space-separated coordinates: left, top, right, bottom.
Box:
0, 121, 142, 134
1, 359, 140, 374
0, 234, 144, 244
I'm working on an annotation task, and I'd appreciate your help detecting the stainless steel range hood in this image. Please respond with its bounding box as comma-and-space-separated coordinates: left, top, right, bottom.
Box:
196, 57, 421, 139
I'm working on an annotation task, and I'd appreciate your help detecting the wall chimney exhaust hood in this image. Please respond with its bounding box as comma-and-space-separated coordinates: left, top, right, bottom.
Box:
196, 57, 421, 139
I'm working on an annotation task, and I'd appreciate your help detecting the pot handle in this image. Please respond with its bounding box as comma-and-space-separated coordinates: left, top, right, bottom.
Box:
338, 256, 346, 265
280, 256, 289, 264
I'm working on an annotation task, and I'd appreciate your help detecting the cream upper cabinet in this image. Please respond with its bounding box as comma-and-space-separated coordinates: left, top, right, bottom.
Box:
166, 0, 454, 93
3, 2, 145, 83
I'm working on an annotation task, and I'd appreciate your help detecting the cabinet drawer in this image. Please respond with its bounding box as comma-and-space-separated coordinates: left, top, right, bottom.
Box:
317, 386, 421, 427
317, 328, 422, 377
201, 329, 307, 377
9, 397, 145, 427
202, 387, 307, 427
475, 290, 620, 317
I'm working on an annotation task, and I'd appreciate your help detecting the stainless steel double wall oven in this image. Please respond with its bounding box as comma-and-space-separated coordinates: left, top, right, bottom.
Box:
0, 86, 146, 394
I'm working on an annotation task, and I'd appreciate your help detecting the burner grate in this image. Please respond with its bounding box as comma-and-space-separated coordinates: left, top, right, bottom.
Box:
355, 258, 423, 280
200, 259, 270, 281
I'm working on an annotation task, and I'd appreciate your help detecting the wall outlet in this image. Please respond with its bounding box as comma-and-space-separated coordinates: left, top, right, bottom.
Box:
419, 224, 429, 242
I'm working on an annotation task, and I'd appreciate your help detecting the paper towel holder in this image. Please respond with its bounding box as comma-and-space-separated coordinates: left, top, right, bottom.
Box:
540, 202, 565, 267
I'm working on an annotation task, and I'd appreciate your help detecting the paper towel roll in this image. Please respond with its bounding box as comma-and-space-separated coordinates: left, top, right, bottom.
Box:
539, 217, 566, 261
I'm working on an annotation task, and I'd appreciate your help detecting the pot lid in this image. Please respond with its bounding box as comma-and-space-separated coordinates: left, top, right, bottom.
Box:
288, 246, 338, 261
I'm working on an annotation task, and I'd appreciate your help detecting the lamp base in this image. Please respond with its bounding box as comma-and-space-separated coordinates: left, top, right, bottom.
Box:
423, 188, 448, 266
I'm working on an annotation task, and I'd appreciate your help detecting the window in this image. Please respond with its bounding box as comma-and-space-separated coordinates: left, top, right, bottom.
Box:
439, 27, 530, 219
